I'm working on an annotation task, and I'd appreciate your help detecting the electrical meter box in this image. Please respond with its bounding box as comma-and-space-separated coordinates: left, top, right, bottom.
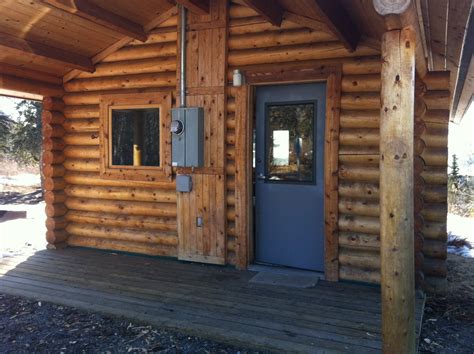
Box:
171, 107, 204, 167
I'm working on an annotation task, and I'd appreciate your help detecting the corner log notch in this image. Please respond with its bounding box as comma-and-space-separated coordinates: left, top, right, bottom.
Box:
42, 97, 69, 249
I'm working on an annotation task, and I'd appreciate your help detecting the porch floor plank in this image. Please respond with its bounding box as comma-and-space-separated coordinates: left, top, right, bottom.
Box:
0, 248, 424, 353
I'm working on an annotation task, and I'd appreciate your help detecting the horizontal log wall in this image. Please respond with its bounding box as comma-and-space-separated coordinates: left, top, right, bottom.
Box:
62, 17, 179, 257
338, 64, 382, 284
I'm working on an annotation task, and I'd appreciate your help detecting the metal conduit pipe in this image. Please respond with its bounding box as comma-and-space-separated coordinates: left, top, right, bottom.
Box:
180, 4, 187, 108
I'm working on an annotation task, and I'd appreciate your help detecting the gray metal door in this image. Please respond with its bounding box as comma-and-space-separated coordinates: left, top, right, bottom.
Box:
255, 83, 326, 271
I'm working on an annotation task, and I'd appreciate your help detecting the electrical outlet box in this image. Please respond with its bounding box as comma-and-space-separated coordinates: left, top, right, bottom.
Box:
171, 107, 204, 167
176, 174, 192, 192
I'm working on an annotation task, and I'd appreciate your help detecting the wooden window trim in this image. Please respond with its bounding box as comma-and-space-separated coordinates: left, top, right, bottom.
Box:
234, 65, 341, 281
99, 92, 172, 182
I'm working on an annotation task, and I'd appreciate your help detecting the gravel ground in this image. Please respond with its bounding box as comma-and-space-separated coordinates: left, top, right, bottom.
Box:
419, 254, 474, 353
0, 293, 263, 353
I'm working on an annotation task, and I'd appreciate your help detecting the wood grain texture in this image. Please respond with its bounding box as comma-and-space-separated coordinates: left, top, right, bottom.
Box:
63, 8, 178, 83
177, 174, 226, 264
175, 0, 228, 265
234, 85, 251, 269
0, 74, 63, 98
40, 0, 147, 41
379, 28, 416, 353
0, 32, 94, 72
324, 70, 342, 281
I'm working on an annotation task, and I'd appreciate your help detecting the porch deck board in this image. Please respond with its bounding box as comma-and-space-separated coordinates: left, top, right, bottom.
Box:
0, 248, 424, 353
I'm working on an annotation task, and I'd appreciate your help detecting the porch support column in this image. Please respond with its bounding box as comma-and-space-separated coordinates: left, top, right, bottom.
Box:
379, 26, 416, 353
374, 1, 418, 351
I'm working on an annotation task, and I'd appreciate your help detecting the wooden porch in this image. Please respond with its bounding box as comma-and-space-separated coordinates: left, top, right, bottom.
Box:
0, 248, 424, 352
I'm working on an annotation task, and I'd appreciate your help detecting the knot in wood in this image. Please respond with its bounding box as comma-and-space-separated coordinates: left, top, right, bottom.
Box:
383, 141, 409, 162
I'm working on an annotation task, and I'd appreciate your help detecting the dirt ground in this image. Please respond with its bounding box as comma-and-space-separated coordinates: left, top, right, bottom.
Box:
0, 293, 261, 353
419, 254, 474, 353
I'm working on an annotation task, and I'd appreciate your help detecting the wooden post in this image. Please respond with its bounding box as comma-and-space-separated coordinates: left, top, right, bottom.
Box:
379, 27, 416, 353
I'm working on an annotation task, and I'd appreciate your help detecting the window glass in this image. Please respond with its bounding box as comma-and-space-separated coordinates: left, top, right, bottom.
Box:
111, 108, 160, 166
266, 103, 315, 182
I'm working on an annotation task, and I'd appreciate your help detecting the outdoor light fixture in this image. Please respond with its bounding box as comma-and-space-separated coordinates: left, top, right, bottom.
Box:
233, 69, 243, 87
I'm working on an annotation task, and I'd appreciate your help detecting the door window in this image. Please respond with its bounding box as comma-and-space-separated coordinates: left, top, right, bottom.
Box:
265, 102, 316, 183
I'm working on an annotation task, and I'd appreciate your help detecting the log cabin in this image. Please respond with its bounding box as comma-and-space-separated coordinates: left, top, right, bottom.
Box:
0, 0, 472, 351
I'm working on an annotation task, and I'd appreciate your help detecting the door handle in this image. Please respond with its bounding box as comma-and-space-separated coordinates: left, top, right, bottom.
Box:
256, 173, 266, 180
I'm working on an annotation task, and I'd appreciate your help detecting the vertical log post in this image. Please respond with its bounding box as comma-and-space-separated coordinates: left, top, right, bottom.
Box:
42, 97, 69, 248
379, 27, 416, 353
373, 0, 419, 350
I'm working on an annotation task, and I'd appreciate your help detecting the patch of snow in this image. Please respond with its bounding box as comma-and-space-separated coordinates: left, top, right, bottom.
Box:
0, 202, 46, 260
0, 173, 40, 187
447, 213, 474, 258
448, 244, 474, 257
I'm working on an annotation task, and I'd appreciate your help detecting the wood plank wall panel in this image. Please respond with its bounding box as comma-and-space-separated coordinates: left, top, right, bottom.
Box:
175, 0, 228, 264
62, 17, 179, 257
226, 1, 381, 274
177, 174, 226, 264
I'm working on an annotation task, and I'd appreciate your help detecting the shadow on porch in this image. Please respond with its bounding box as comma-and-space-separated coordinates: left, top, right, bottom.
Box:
0, 248, 424, 352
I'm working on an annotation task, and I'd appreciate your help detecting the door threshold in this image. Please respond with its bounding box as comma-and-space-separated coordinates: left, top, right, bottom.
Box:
249, 263, 325, 280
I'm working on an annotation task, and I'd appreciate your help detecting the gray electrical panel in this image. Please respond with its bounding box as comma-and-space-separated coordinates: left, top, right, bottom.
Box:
171, 107, 204, 167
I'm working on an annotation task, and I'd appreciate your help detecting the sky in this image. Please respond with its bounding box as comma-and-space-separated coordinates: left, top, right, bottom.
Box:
0, 96, 21, 120
448, 104, 473, 175
0, 95, 473, 174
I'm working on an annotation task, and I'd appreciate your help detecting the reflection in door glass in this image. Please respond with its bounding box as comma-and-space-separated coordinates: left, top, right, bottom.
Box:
266, 102, 315, 182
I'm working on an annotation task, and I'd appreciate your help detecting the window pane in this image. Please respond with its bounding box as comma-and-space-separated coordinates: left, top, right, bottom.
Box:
111, 108, 160, 166
266, 103, 315, 182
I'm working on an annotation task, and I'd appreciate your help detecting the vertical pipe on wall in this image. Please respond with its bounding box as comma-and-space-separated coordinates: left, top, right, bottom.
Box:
180, 4, 187, 108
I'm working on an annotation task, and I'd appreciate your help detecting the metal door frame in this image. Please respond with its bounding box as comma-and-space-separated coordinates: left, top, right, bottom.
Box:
232, 65, 342, 281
